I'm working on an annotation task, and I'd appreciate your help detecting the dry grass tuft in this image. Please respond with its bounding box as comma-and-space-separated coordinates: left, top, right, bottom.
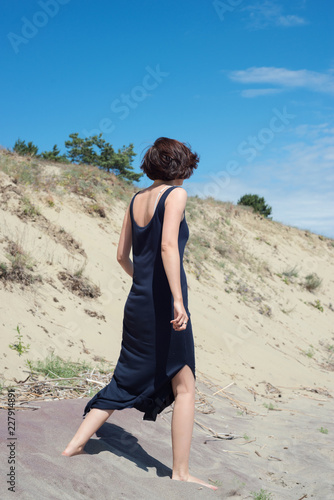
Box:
86, 203, 106, 218
58, 270, 100, 298
19, 196, 41, 219
0, 240, 41, 286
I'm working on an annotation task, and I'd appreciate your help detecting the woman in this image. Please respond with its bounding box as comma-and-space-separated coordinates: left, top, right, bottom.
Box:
62, 137, 217, 491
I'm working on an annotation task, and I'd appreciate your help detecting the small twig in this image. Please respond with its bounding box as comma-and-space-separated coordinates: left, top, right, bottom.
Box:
240, 439, 256, 445
13, 375, 31, 384
215, 391, 259, 415
206, 433, 240, 439
277, 385, 301, 389
221, 450, 249, 455
268, 455, 282, 461
52, 385, 86, 390
212, 382, 234, 396
18, 376, 89, 383
194, 419, 239, 439
247, 387, 257, 401
160, 415, 170, 423
85, 378, 104, 386
300, 394, 328, 402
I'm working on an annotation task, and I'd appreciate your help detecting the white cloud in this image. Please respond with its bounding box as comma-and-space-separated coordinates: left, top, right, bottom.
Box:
229, 67, 334, 95
241, 88, 285, 98
187, 123, 334, 238
268, 190, 334, 237
294, 123, 330, 139
241, 1, 308, 30
277, 15, 306, 27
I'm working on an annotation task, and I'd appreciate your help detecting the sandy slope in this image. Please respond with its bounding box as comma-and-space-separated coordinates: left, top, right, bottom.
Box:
1, 379, 334, 500
0, 151, 333, 499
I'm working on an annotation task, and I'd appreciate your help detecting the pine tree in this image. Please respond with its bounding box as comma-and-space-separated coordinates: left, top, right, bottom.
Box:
13, 138, 38, 157
13, 133, 142, 182
40, 144, 70, 163
65, 133, 141, 182
64, 133, 97, 165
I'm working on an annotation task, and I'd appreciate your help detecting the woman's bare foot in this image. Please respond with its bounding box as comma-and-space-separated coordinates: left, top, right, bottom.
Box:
172, 473, 218, 490
61, 442, 88, 457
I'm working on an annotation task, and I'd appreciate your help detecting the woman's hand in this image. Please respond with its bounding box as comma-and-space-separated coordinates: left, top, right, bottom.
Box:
170, 300, 189, 331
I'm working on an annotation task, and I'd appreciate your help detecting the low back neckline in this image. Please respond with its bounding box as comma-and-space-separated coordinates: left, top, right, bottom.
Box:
131, 185, 176, 229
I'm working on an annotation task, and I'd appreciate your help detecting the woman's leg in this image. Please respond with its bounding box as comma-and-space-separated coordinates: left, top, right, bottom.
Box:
171, 365, 217, 490
62, 408, 114, 456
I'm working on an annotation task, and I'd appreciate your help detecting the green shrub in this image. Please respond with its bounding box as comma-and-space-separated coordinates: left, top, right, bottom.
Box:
304, 273, 322, 292
13, 138, 38, 157
21, 197, 41, 217
251, 489, 273, 500
237, 194, 272, 218
9, 326, 30, 356
282, 266, 298, 278
304, 346, 315, 358
28, 352, 92, 378
311, 299, 324, 312
263, 402, 275, 410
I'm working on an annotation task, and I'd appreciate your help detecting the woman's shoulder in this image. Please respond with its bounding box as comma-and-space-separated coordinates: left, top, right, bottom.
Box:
132, 188, 146, 198
129, 189, 146, 206
164, 186, 187, 216
166, 186, 187, 201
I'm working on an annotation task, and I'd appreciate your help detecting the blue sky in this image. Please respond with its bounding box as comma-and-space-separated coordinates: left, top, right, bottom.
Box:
1, 0, 333, 237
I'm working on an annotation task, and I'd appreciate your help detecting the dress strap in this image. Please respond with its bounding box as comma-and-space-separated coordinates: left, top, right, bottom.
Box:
156, 185, 185, 221
129, 190, 140, 214
152, 185, 170, 212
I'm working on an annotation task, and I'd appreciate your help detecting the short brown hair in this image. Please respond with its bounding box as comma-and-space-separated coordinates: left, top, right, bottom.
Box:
140, 137, 199, 180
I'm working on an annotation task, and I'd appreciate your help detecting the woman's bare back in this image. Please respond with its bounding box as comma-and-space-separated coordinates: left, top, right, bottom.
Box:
131, 184, 171, 228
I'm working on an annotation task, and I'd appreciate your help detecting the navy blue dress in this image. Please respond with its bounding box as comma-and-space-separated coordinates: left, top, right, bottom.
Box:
83, 186, 195, 421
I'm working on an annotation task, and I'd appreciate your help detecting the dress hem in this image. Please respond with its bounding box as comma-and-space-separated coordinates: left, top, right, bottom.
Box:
82, 363, 195, 422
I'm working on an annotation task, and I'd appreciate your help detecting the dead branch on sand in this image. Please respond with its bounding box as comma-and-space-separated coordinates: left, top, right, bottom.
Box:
194, 418, 241, 440
0, 368, 114, 409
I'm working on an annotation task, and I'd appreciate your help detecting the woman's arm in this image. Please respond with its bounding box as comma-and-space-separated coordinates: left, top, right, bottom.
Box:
161, 187, 188, 331
117, 204, 133, 277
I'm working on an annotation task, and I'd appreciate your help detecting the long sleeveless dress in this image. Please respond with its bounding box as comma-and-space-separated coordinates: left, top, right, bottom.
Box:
82, 186, 195, 422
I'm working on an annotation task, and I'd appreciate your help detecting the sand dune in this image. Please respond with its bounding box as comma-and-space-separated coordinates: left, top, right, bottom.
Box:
0, 150, 333, 499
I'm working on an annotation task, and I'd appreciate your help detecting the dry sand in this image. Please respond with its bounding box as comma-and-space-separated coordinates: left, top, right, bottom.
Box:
0, 152, 333, 499
0, 379, 333, 499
